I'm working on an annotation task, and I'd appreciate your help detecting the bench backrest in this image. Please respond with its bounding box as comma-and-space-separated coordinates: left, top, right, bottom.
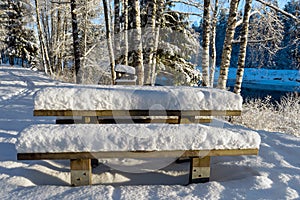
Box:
33, 86, 242, 124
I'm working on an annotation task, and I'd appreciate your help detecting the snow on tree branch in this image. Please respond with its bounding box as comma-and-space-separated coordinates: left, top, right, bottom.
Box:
255, 0, 299, 22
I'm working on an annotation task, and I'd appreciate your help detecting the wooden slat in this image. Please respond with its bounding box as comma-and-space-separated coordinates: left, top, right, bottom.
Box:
61, 118, 212, 124
34, 110, 241, 117
17, 149, 258, 160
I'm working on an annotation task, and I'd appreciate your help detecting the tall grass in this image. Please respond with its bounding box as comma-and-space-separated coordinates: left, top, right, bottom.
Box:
233, 94, 300, 137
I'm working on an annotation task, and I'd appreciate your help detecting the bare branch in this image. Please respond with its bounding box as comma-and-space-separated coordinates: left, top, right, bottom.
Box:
255, 0, 299, 22
232, 37, 275, 44
169, 0, 203, 10
164, 10, 202, 17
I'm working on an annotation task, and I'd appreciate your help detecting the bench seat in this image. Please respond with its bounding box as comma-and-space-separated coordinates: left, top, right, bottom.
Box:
17, 123, 260, 186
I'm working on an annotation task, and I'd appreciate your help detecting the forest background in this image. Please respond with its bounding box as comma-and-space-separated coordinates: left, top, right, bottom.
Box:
0, 0, 299, 92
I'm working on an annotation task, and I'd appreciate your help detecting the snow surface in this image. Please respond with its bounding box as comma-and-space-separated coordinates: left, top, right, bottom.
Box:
34, 86, 242, 111
1, 66, 300, 199
17, 124, 260, 153
115, 64, 136, 74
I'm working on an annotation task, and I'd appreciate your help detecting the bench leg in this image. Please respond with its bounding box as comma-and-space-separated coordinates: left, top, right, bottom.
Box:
70, 159, 92, 186
189, 156, 210, 184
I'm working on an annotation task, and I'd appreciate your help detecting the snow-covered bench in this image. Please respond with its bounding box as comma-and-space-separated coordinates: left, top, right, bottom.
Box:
17, 86, 260, 186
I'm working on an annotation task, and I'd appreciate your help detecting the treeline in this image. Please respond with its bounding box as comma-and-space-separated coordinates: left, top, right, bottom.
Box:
193, 0, 300, 71
0, 0, 299, 89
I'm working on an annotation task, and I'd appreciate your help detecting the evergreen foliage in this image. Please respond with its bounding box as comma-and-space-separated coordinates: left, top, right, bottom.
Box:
1, 0, 38, 67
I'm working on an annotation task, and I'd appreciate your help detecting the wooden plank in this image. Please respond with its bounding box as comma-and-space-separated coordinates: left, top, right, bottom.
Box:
34, 110, 241, 117
97, 118, 212, 124
17, 149, 259, 160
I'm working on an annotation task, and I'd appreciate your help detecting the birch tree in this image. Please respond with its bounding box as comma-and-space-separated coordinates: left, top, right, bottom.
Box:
144, 0, 157, 85
150, 0, 164, 85
131, 0, 144, 85
234, 0, 252, 94
209, 0, 219, 87
102, 0, 116, 84
114, 0, 121, 64
201, 0, 210, 87
217, 0, 240, 90
122, 0, 129, 66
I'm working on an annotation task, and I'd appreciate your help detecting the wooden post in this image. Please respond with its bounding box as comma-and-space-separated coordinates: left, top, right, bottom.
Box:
189, 156, 211, 184
83, 116, 99, 124
70, 159, 92, 186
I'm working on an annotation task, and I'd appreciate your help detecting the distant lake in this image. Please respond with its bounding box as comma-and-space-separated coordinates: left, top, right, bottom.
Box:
226, 80, 299, 103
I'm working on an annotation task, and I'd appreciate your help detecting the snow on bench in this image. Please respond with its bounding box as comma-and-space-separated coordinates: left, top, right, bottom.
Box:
17, 124, 260, 186
33, 85, 243, 124
34, 85, 242, 111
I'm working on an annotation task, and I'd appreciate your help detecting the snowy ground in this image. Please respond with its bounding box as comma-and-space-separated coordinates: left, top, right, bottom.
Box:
0, 66, 300, 199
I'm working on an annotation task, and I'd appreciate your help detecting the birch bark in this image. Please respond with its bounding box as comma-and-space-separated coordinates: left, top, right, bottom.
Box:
234, 0, 252, 94
34, 0, 52, 75
201, 0, 210, 87
103, 0, 116, 84
114, 0, 121, 63
209, 0, 218, 87
144, 0, 156, 85
150, 0, 164, 85
132, 0, 144, 85
217, 0, 240, 90
122, 0, 129, 66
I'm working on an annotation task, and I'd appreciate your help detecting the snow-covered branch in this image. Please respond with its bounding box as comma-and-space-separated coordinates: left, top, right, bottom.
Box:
232, 37, 275, 44
255, 0, 299, 22
164, 10, 202, 17
236, 10, 259, 27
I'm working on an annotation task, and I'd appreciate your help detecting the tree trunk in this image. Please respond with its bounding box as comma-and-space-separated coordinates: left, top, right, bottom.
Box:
122, 0, 129, 66
150, 0, 164, 85
144, 0, 156, 85
201, 0, 210, 87
70, 0, 81, 83
103, 0, 116, 84
132, 0, 144, 85
34, 0, 52, 75
209, 0, 218, 87
234, 0, 252, 94
217, 0, 240, 90
114, 0, 121, 64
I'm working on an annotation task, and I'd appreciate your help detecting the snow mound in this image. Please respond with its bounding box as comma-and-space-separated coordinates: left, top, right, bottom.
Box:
34, 85, 242, 111
16, 124, 260, 153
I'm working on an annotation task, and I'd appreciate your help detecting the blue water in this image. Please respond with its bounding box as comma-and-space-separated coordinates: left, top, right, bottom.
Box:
227, 85, 299, 103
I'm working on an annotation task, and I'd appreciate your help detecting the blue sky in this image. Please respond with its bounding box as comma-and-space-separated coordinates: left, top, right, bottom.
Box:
174, 0, 290, 25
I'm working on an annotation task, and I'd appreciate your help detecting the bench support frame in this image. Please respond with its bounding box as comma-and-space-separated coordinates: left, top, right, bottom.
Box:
17, 149, 258, 186
189, 156, 211, 183
70, 159, 92, 186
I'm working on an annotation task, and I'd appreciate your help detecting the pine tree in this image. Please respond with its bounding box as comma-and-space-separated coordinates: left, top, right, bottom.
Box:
2, 0, 38, 67
275, 0, 300, 69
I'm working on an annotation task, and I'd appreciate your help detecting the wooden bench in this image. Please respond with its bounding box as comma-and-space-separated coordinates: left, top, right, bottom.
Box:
17, 86, 260, 186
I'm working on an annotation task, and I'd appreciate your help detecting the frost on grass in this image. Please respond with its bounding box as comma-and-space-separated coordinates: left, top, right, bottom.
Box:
233, 94, 300, 137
